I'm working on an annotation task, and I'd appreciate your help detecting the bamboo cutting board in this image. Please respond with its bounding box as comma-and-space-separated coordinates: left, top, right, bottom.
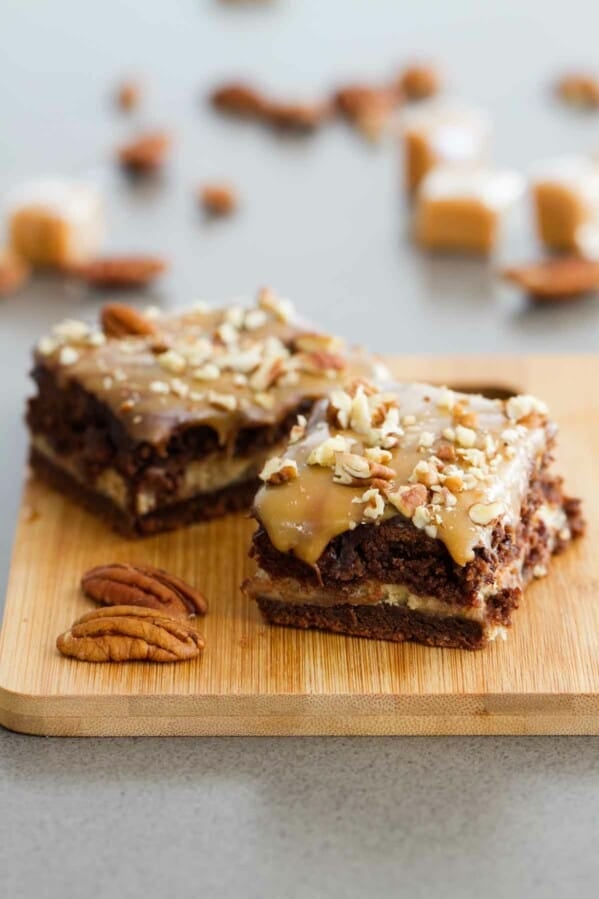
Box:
1, 356, 598, 737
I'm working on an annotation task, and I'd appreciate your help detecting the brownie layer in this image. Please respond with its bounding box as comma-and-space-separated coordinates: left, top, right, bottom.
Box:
28, 367, 311, 530
30, 447, 258, 536
251, 468, 579, 613
255, 597, 487, 650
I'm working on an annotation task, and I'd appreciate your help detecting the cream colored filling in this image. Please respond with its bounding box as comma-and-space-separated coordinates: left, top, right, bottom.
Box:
32, 435, 280, 514
248, 568, 507, 640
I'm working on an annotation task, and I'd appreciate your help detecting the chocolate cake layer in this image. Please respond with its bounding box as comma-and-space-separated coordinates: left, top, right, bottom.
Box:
27, 293, 383, 534
30, 447, 258, 536
245, 379, 584, 649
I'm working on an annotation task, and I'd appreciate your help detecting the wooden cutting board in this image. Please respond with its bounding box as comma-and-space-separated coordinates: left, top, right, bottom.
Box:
1, 356, 598, 737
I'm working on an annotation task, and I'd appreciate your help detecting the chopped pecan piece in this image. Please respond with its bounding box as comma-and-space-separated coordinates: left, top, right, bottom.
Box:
56, 605, 205, 662
118, 131, 171, 173
81, 562, 207, 618
502, 257, 599, 300
264, 99, 331, 131
556, 73, 599, 108
0, 248, 30, 297
101, 303, 158, 337
76, 256, 167, 288
211, 80, 329, 131
211, 82, 266, 117
334, 84, 398, 140
116, 78, 142, 111
397, 64, 440, 100
200, 183, 237, 216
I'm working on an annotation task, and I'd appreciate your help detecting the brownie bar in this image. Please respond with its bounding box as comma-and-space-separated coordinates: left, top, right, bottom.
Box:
244, 380, 584, 650
27, 292, 383, 534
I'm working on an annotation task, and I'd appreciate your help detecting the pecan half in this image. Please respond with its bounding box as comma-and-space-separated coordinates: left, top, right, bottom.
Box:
200, 183, 237, 216
81, 563, 208, 618
56, 605, 205, 662
76, 256, 167, 288
101, 303, 158, 337
0, 248, 30, 296
502, 258, 599, 300
118, 131, 171, 173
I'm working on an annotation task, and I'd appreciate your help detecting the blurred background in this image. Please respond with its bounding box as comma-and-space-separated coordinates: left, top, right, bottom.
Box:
1, 0, 599, 585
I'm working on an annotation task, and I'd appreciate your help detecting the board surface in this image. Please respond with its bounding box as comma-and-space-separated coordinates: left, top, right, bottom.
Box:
1, 356, 598, 736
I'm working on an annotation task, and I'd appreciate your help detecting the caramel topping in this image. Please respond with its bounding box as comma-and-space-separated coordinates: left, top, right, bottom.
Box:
254, 382, 552, 567
34, 294, 381, 450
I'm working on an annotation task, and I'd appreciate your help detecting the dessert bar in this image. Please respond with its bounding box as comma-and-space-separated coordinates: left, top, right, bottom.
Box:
27, 292, 382, 535
245, 380, 584, 650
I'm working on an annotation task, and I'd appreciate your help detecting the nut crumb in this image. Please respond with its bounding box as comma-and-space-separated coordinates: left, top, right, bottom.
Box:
200, 183, 237, 216
118, 131, 171, 173
116, 78, 142, 111
556, 73, 599, 108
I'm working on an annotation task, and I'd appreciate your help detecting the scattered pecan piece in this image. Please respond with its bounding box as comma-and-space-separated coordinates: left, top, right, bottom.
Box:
502, 258, 599, 301
0, 248, 30, 297
118, 131, 171, 173
211, 81, 330, 131
200, 183, 238, 216
76, 256, 167, 288
116, 78, 142, 111
56, 605, 205, 662
556, 73, 599, 108
211, 82, 266, 117
101, 303, 158, 337
334, 84, 398, 140
264, 99, 332, 131
81, 563, 208, 618
397, 64, 440, 101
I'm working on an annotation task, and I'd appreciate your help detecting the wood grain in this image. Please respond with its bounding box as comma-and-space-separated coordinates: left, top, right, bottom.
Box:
1, 356, 598, 736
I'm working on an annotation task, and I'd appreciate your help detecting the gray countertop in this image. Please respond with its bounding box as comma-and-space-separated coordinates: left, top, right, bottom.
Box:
1, 1, 598, 896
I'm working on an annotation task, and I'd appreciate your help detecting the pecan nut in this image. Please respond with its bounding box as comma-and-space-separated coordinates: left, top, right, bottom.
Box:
200, 183, 237, 216
397, 64, 440, 101
211, 82, 266, 117
502, 257, 599, 301
81, 563, 208, 618
57, 605, 205, 663
101, 303, 158, 337
118, 131, 171, 173
116, 78, 142, 111
556, 73, 599, 108
76, 256, 167, 288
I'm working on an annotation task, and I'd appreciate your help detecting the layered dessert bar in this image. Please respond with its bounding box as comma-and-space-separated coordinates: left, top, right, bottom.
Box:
401, 101, 491, 193
245, 380, 584, 650
27, 292, 382, 535
7, 178, 104, 268
531, 156, 599, 254
414, 166, 523, 253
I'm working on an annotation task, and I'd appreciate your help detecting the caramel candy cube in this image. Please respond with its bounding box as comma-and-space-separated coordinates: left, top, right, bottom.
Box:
414, 166, 524, 254
531, 156, 599, 252
8, 179, 104, 268
402, 102, 491, 193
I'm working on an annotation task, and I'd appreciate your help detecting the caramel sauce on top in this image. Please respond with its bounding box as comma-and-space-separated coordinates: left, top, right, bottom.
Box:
255, 383, 551, 567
